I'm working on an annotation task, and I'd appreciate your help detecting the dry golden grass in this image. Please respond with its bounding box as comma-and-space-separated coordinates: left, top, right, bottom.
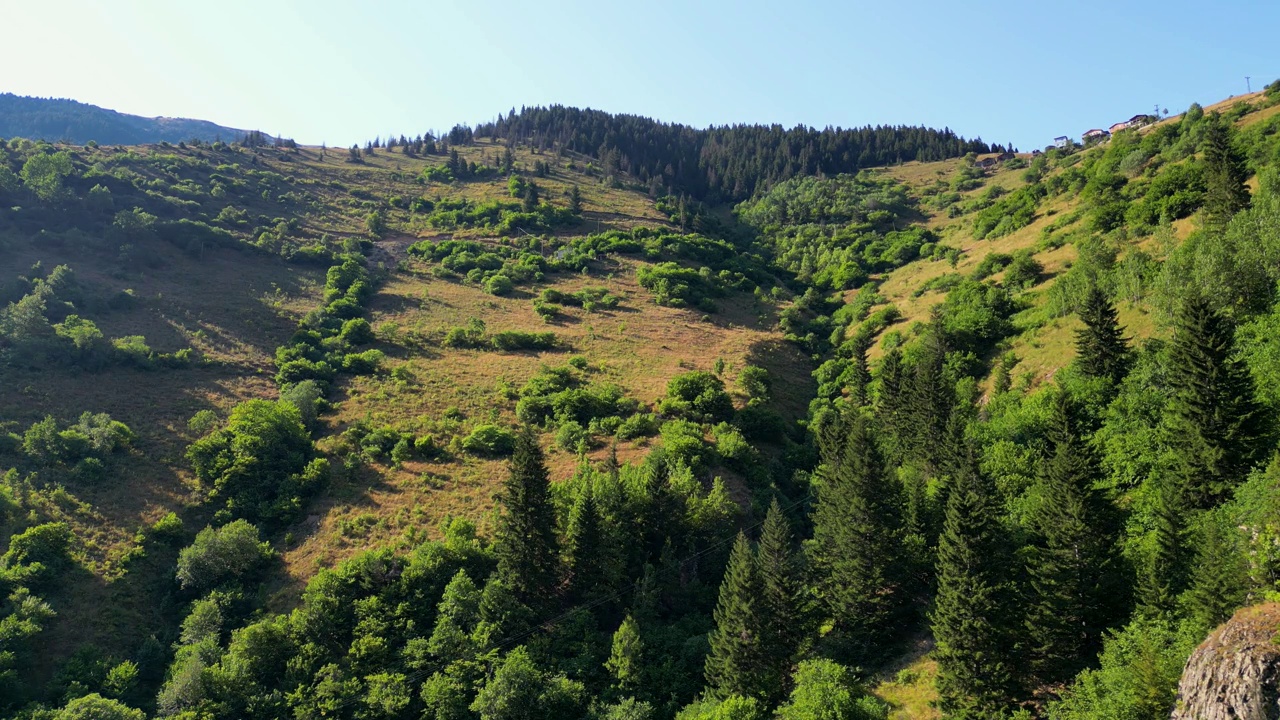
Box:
277, 249, 811, 581
0, 239, 323, 571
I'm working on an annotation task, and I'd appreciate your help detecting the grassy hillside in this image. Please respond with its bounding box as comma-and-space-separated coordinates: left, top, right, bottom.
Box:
2, 80, 1280, 720
0, 133, 817, 676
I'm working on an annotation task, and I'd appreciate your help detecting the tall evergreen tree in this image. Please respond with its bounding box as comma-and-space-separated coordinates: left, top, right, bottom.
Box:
564, 486, 607, 604
1166, 295, 1271, 508
907, 326, 955, 470
876, 347, 908, 463
931, 445, 1016, 719
846, 335, 872, 407
1185, 514, 1248, 628
808, 414, 902, 656
494, 431, 561, 609
568, 184, 582, 214
756, 500, 807, 704
705, 533, 766, 700
1074, 285, 1131, 386
522, 181, 540, 212
1201, 113, 1251, 228
1023, 395, 1123, 685
1136, 480, 1184, 620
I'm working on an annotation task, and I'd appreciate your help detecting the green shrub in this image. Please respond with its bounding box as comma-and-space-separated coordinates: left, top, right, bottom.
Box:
149, 512, 185, 542
1003, 250, 1045, 288
174, 520, 273, 591
339, 318, 375, 345
342, 349, 384, 374
461, 425, 517, 456
484, 274, 515, 296
490, 331, 557, 352
738, 366, 771, 401
533, 300, 561, 321
555, 421, 589, 452
1, 522, 72, 580
660, 371, 734, 422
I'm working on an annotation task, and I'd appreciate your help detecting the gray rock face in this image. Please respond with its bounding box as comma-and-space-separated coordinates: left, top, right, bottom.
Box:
1171, 604, 1280, 720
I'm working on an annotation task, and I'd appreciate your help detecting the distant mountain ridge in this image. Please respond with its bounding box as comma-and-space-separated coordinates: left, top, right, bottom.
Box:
0, 93, 254, 145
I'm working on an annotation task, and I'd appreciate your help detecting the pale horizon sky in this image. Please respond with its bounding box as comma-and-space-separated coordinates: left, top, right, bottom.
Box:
2, 0, 1276, 151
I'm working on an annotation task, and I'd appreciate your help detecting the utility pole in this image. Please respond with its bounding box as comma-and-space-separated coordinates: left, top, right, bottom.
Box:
1247, 76, 1252, 93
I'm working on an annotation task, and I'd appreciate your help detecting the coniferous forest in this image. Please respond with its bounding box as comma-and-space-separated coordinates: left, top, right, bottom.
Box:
2, 80, 1280, 720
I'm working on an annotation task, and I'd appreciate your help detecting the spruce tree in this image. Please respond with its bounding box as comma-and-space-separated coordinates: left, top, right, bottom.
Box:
908, 326, 955, 469
1023, 395, 1123, 684
1074, 284, 1130, 386
569, 184, 583, 214
522, 181, 540, 213
846, 335, 872, 407
705, 532, 766, 700
931, 446, 1016, 719
1186, 514, 1247, 628
1137, 479, 1185, 618
494, 431, 561, 610
809, 414, 901, 655
564, 486, 607, 604
876, 346, 908, 463
1167, 295, 1271, 508
756, 500, 807, 704
1201, 113, 1251, 228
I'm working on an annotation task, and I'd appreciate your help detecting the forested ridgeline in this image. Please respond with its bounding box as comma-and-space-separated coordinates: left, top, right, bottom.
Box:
473, 106, 1001, 202
3, 82, 1280, 720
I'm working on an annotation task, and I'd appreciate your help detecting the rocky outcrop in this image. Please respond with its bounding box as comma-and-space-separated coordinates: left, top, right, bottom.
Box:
1171, 604, 1280, 720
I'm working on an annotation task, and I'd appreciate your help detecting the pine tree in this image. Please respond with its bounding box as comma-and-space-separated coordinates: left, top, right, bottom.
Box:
1137, 479, 1185, 618
1023, 395, 1123, 684
1186, 514, 1247, 628
876, 347, 908, 462
907, 327, 955, 469
1201, 113, 1251, 228
705, 533, 766, 700
1167, 295, 1271, 508
809, 414, 901, 655
756, 500, 807, 704
847, 335, 872, 407
1074, 285, 1130, 385
568, 184, 582, 214
931, 446, 1016, 718
494, 431, 561, 609
564, 486, 607, 604
522, 181, 540, 213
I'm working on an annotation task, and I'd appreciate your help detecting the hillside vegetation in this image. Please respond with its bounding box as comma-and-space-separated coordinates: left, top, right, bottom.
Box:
1, 79, 1280, 720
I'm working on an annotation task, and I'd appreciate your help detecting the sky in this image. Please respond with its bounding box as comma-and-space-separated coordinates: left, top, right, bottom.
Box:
2, 0, 1276, 151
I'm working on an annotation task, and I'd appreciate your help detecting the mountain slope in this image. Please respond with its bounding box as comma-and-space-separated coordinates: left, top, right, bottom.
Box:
0, 93, 251, 144
2, 83, 1280, 720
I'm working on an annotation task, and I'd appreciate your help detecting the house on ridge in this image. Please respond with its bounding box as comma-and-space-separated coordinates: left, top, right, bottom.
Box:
1109, 121, 1130, 134
1053, 136, 1069, 149
1083, 128, 1110, 144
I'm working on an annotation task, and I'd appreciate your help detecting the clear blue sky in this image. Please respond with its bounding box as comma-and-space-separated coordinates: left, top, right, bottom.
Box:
3, 0, 1275, 151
